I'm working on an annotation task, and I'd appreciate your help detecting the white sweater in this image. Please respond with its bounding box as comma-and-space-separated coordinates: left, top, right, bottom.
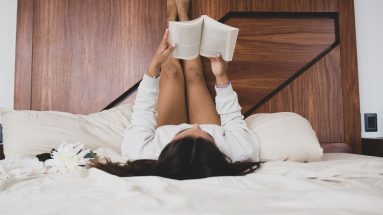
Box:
121, 74, 260, 162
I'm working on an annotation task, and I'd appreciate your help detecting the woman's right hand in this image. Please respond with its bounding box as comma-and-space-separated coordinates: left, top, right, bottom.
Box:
147, 28, 176, 78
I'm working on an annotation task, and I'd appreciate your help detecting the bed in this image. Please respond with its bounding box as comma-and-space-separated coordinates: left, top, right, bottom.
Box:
1, 0, 379, 214
1, 153, 382, 214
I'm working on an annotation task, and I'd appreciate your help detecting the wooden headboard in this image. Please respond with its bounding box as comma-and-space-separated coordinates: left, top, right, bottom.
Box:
14, 0, 360, 152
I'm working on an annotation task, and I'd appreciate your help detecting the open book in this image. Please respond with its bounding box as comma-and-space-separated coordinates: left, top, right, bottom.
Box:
168, 15, 239, 61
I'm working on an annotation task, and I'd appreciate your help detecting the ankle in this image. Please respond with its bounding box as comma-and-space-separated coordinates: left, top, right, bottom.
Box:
167, 0, 178, 21
179, 16, 189, 21
176, 0, 190, 21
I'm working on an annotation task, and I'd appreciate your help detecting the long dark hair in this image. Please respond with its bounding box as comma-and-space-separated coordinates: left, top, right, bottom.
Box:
90, 136, 261, 180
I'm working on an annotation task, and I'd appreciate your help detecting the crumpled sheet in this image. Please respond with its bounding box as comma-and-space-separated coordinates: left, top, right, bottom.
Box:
0, 152, 382, 215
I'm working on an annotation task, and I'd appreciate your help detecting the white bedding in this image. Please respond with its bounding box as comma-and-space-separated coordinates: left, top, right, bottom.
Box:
1, 153, 382, 215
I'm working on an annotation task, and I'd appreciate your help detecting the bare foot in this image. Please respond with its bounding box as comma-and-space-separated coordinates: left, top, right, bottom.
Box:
167, 0, 177, 21
176, 0, 190, 21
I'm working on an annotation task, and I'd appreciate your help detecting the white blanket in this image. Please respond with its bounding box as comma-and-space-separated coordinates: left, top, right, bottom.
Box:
1, 153, 382, 215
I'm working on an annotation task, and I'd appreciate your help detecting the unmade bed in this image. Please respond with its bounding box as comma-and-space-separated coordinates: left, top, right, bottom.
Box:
0, 153, 382, 214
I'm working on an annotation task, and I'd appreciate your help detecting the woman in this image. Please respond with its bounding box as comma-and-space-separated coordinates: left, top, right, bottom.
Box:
92, 2, 260, 180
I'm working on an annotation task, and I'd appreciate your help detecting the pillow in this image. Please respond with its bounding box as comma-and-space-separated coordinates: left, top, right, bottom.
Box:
245, 112, 323, 162
1, 104, 132, 158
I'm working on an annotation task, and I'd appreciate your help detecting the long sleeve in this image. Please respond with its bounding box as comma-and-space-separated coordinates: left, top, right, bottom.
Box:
215, 84, 260, 162
121, 73, 161, 160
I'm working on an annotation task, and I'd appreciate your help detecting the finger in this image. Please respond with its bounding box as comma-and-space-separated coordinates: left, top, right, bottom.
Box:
162, 28, 169, 42
208, 57, 216, 61
209, 55, 220, 61
215, 53, 224, 61
163, 43, 176, 55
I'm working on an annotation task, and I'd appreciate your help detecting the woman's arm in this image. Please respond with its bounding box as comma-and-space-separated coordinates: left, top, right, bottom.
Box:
210, 54, 244, 127
210, 55, 260, 162
121, 29, 176, 160
121, 74, 159, 160
147, 28, 176, 77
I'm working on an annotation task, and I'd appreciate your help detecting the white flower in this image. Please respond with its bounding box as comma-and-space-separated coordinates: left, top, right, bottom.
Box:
44, 142, 91, 175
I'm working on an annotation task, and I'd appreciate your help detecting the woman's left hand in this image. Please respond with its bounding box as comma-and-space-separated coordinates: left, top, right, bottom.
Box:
209, 54, 228, 77
209, 54, 229, 85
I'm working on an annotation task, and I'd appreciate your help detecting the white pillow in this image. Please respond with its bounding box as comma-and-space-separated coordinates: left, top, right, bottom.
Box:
245, 112, 323, 162
1, 104, 132, 158
0, 107, 10, 123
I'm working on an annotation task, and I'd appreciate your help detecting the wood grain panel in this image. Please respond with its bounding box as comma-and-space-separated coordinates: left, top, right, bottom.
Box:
14, 0, 34, 110
201, 15, 336, 113
257, 46, 344, 143
14, 0, 360, 152
192, 0, 338, 20
31, 0, 166, 114
338, 0, 361, 153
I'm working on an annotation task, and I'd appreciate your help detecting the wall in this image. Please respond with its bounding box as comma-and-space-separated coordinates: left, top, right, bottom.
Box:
0, 0, 18, 110
354, 0, 383, 137
0, 0, 382, 137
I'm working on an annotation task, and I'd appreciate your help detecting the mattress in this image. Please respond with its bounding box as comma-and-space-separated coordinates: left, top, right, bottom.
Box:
0, 153, 382, 215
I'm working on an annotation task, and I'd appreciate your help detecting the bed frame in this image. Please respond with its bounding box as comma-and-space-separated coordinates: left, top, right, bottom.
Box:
13, 0, 360, 153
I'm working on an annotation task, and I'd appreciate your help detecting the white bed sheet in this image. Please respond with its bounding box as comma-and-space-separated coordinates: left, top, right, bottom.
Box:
0, 153, 382, 215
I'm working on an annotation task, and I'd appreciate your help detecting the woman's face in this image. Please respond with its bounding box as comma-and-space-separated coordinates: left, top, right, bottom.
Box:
173, 124, 214, 142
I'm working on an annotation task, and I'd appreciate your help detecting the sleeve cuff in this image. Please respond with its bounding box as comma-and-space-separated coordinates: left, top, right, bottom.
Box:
215, 83, 235, 97
140, 73, 160, 90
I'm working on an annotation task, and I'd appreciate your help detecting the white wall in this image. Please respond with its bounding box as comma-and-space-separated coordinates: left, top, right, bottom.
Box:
0, 0, 18, 109
355, 0, 383, 138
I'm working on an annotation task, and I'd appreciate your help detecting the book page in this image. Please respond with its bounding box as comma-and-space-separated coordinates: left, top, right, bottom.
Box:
168, 17, 203, 60
199, 15, 239, 61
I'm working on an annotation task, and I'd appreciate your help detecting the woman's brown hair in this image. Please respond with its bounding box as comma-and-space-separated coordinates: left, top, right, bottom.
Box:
90, 136, 261, 180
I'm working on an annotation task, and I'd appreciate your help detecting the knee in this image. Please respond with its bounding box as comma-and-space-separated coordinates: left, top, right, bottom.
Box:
161, 64, 182, 79
185, 69, 205, 83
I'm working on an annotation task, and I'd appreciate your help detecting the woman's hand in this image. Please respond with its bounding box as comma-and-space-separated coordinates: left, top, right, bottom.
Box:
209, 54, 229, 85
147, 28, 176, 77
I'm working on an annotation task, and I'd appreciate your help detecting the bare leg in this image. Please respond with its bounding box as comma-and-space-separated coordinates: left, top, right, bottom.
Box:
176, 0, 190, 21
182, 57, 220, 125
167, 0, 177, 21
177, 1, 220, 125
156, 2, 187, 127
156, 58, 188, 127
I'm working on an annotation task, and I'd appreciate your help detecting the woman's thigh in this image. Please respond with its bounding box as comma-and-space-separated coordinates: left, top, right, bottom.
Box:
183, 57, 220, 125
156, 58, 188, 127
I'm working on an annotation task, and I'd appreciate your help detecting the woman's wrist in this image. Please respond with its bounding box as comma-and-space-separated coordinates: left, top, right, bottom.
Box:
216, 80, 231, 88
147, 61, 161, 78
215, 73, 230, 86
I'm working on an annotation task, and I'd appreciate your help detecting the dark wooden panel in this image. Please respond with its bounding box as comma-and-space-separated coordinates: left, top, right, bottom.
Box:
242, 0, 338, 12
257, 46, 344, 143
110, 88, 137, 107
0, 145, 4, 160
31, 0, 166, 114
322, 143, 352, 153
103, 82, 139, 109
0, 124, 3, 159
14, 0, 34, 110
362, 138, 383, 157
338, 0, 361, 153
192, 0, 338, 20
201, 15, 336, 113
